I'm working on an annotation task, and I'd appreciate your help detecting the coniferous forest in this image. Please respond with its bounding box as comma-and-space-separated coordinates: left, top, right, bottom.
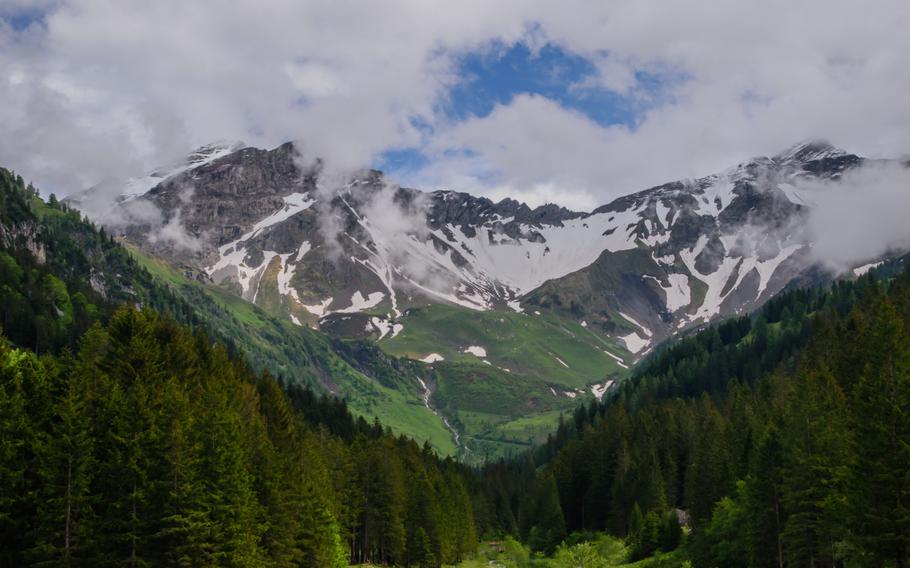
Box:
2, 166, 910, 567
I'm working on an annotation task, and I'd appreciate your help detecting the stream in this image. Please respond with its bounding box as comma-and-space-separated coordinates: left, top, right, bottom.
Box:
417, 377, 469, 455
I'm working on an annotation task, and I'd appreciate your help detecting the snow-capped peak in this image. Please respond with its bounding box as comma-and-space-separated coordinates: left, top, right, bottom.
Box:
774, 139, 847, 163
123, 141, 245, 199
95, 138, 887, 348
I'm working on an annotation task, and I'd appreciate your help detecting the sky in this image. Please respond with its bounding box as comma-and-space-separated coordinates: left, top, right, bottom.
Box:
2, 0, 910, 211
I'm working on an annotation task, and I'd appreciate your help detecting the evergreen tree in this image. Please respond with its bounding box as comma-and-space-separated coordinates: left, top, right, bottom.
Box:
30, 360, 97, 566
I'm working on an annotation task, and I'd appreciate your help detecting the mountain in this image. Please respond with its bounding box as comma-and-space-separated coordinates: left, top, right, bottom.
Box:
66, 139, 899, 460
7, 162, 910, 568
70, 140, 883, 346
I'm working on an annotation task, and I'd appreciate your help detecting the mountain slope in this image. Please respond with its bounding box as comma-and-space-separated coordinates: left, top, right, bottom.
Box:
0, 168, 458, 456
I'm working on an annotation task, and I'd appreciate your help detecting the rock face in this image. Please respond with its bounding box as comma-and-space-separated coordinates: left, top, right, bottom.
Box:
0, 220, 46, 265
70, 139, 896, 356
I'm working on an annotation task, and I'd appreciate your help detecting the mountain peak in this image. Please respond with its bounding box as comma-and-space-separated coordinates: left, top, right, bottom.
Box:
774, 139, 848, 163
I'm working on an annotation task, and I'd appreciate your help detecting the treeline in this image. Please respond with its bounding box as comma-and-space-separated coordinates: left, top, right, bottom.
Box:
0, 308, 477, 566
476, 268, 910, 566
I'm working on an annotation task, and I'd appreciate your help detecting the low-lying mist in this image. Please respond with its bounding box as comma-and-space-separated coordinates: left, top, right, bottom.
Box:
798, 160, 910, 273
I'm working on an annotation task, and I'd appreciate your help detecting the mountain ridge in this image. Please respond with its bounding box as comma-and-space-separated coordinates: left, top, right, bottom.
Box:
68, 138, 893, 356
62, 139, 909, 459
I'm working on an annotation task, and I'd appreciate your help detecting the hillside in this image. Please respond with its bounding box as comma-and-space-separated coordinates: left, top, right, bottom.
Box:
0, 169, 457, 456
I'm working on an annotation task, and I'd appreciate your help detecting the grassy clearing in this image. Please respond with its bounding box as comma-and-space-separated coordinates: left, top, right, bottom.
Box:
455, 409, 571, 462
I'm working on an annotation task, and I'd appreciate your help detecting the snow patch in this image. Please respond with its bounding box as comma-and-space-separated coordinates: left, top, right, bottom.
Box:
370, 317, 403, 340
302, 298, 333, 317
336, 291, 384, 313
507, 299, 524, 313
247, 193, 315, 239
590, 380, 614, 401
655, 200, 672, 229
620, 332, 649, 354
619, 312, 653, 337
419, 353, 445, 364
602, 349, 629, 369
853, 261, 884, 276
463, 345, 487, 358
645, 273, 691, 312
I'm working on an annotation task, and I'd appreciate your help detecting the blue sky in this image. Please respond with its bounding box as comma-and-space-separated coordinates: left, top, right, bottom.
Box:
375, 41, 672, 183
2, 7, 47, 31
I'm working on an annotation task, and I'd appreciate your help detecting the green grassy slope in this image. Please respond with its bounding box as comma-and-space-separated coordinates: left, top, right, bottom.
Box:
377, 303, 633, 461
128, 246, 458, 456
131, 246, 639, 462
383, 303, 631, 387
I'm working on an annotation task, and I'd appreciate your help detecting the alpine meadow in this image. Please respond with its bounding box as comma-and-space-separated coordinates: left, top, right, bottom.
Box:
2, 2, 910, 566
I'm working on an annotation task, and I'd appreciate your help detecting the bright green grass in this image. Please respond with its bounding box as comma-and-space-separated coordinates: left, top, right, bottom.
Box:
340, 373, 458, 457
383, 304, 631, 388
456, 409, 572, 462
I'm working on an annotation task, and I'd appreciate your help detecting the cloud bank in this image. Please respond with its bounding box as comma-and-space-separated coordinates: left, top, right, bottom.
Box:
801, 161, 910, 272
2, 0, 910, 209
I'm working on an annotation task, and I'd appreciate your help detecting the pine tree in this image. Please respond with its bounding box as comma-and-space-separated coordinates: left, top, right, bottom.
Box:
779, 364, 850, 566
0, 344, 39, 565
525, 472, 566, 554
30, 360, 97, 565
745, 428, 786, 568
685, 397, 731, 525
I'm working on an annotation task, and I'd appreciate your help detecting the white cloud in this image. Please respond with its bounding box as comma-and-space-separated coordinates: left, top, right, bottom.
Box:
801, 161, 910, 272
284, 61, 344, 100
1, 0, 910, 210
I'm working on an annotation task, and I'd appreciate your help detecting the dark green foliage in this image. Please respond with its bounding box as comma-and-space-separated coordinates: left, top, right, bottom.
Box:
521, 473, 566, 554
0, 308, 479, 567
